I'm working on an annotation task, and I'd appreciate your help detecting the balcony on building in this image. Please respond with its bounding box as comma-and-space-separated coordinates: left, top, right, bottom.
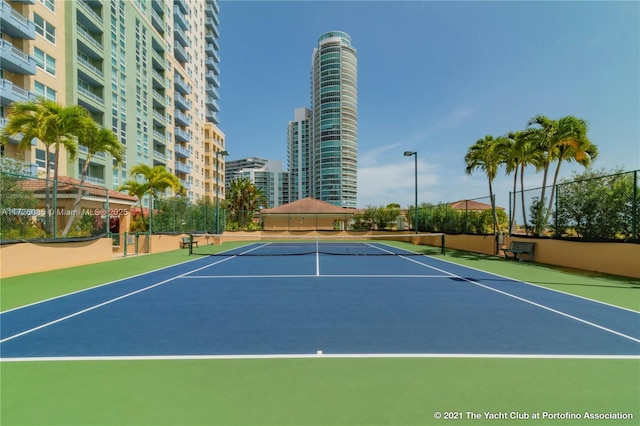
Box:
153, 108, 167, 126
152, 68, 165, 90
153, 128, 166, 146
151, 49, 165, 71
77, 26, 104, 54
77, 0, 103, 29
174, 144, 191, 159
77, 57, 104, 85
0, 118, 36, 148
174, 110, 191, 127
152, 88, 165, 108
173, 92, 191, 111
0, 0, 36, 39
0, 39, 36, 75
205, 84, 219, 99
173, 74, 191, 95
205, 71, 220, 87
205, 4, 219, 24
179, 179, 191, 190
153, 158, 166, 168
205, 110, 218, 125
173, 42, 189, 63
206, 97, 219, 113
173, 5, 189, 30
174, 160, 191, 175
174, 0, 190, 15
77, 84, 104, 113
0, 78, 37, 107
152, 36, 164, 55
205, 58, 217, 74
205, 19, 219, 39
209, 49, 220, 65
174, 26, 190, 48
151, 7, 164, 34
210, 0, 220, 14
174, 127, 191, 143
205, 29, 216, 44
151, 0, 164, 14
153, 144, 166, 162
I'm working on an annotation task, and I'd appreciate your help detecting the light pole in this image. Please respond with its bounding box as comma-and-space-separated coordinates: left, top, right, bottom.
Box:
215, 150, 229, 234
404, 151, 418, 234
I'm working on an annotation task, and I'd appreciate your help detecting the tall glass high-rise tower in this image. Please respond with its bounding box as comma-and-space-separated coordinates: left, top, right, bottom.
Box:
311, 31, 357, 208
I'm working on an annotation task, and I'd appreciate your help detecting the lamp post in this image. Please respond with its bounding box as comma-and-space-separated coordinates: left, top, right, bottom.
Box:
404, 151, 418, 234
215, 150, 229, 234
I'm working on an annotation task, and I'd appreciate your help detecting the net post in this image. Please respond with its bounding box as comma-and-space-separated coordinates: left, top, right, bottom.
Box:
189, 234, 193, 256
442, 233, 446, 255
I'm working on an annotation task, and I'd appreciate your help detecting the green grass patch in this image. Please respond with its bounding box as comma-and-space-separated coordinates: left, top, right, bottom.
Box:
0, 250, 194, 311
1, 358, 638, 426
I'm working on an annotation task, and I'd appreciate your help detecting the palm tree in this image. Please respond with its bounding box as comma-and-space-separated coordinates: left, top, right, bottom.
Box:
126, 164, 182, 233
224, 178, 267, 229
464, 135, 510, 235
527, 115, 596, 229
0, 99, 90, 234
61, 123, 125, 236
118, 180, 149, 230
504, 129, 544, 235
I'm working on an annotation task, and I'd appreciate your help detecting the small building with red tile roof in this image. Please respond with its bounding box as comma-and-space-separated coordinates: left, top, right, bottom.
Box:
261, 197, 356, 231
17, 175, 137, 234
449, 199, 504, 211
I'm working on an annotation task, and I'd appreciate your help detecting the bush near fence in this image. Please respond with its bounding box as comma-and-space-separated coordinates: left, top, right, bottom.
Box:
513, 169, 639, 241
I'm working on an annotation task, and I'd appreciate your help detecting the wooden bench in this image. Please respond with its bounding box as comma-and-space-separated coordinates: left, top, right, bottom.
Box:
180, 236, 198, 249
502, 241, 535, 262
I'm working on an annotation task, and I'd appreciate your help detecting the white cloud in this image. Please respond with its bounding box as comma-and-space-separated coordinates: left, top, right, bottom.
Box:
357, 158, 440, 208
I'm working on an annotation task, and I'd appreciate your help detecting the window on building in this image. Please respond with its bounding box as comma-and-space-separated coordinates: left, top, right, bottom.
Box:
39, 0, 55, 12
35, 149, 55, 169
33, 13, 56, 43
33, 48, 56, 75
34, 81, 57, 100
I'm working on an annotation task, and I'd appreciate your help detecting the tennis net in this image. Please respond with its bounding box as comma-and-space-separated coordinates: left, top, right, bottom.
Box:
188, 233, 445, 257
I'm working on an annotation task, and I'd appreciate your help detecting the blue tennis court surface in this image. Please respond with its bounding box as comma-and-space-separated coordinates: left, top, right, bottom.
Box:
1, 243, 639, 359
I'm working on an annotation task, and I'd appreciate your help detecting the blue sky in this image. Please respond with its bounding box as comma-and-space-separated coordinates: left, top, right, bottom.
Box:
218, 0, 639, 209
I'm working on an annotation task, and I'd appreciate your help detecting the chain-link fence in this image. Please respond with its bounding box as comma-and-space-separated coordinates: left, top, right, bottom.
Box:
1, 170, 119, 242
510, 170, 639, 241
407, 196, 507, 235
150, 197, 227, 234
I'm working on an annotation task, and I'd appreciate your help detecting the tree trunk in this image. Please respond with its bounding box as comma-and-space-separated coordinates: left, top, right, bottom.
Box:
520, 164, 529, 234
61, 156, 91, 237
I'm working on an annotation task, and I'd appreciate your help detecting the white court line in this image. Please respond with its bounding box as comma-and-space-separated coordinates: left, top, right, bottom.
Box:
181, 274, 450, 279
0, 256, 206, 315
0, 240, 258, 315
0, 258, 234, 345
1, 352, 638, 362
388, 249, 640, 344
0, 243, 277, 343
424, 252, 640, 315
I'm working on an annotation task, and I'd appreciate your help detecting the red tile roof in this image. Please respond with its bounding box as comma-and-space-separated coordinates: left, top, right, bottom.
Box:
263, 197, 356, 215
449, 199, 504, 211
18, 175, 137, 202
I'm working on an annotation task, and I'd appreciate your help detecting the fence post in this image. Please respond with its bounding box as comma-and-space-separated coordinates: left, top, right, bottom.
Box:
634, 170, 638, 240
53, 178, 57, 237
554, 187, 559, 238
123, 231, 128, 257
508, 191, 512, 235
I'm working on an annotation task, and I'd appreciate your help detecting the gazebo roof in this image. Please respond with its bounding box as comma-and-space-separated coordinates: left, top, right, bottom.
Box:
263, 197, 355, 215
